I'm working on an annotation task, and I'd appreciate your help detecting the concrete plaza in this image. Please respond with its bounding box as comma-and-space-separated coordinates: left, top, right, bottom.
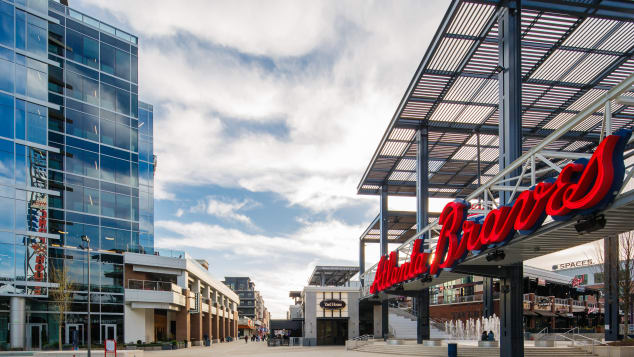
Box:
144, 342, 376, 357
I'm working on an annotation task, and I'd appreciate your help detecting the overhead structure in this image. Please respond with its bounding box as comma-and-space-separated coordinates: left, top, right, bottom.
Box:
357, 0, 634, 199
355, 0, 634, 354
308, 266, 358, 287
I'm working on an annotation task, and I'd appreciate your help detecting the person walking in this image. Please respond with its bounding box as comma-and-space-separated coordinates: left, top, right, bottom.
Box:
244, 335, 248, 344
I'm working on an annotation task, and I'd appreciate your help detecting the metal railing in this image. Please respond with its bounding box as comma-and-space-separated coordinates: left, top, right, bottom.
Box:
534, 327, 548, 341
127, 279, 181, 293
557, 327, 604, 347
360, 73, 634, 297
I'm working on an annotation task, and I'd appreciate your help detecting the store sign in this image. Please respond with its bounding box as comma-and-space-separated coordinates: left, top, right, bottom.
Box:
552, 259, 593, 271
320, 299, 346, 310
370, 130, 631, 295
571, 274, 588, 287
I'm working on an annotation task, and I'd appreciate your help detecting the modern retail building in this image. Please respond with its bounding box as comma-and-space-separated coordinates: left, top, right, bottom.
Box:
0, 0, 240, 350
223, 276, 270, 338
272, 266, 363, 346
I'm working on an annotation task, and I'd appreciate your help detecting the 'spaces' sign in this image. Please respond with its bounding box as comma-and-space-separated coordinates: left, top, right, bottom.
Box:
370, 130, 632, 295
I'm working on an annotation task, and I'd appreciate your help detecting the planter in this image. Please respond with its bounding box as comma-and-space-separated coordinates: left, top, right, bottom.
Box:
534, 340, 555, 347
586, 346, 634, 357
386, 339, 404, 345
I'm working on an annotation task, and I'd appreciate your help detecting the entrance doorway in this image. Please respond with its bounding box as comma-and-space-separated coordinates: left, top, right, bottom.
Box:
26, 324, 46, 350
101, 324, 117, 343
316, 319, 348, 345
65, 323, 85, 345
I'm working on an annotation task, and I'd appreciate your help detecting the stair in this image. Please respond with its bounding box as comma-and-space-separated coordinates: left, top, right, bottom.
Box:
388, 308, 452, 340
353, 343, 595, 356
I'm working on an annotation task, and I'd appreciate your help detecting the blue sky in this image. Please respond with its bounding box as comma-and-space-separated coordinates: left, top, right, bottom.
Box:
68, 0, 601, 318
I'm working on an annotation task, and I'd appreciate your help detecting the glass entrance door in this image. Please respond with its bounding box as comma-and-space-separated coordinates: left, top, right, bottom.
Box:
26, 324, 45, 350
66, 323, 84, 345
101, 324, 117, 343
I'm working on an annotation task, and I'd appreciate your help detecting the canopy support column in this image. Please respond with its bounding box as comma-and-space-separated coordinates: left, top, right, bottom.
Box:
416, 128, 430, 343
359, 241, 365, 287
483, 277, 494, 318
605, 235, 620, 341
498, 2, 523, 356
380, 185, 389, 339
500, 263, 524, 357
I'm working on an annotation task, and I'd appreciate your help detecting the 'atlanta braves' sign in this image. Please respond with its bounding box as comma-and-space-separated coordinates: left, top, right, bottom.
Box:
370, 130, 631, 295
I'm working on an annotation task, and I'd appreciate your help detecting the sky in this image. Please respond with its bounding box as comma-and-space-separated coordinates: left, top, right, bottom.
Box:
69, 0, 602, 318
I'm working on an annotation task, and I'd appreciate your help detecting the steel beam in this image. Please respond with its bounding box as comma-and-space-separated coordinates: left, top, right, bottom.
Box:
416, 290, 430, 344
483, 277, 494, 318
500, 263, 524, 357
605, 235, 620, 341
359, 241, 365, 287
379, 185, 389, 339
498, 2, 524, 356
416, 128, 431, 343
498, 1, 522, 206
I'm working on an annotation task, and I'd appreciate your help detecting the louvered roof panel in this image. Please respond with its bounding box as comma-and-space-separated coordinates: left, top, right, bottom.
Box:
358, 0, 634, 197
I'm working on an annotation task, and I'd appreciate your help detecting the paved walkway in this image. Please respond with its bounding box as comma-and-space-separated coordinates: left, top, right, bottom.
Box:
144, 341, 379, 357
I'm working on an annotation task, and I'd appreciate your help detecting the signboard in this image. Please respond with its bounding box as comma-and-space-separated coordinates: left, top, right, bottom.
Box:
552, 259, 593, 271
319, 299, 346, 310
571, 274, 588, 287
537, 278, 546, 286
370, 130, 631, 295
105, 339, 116, 356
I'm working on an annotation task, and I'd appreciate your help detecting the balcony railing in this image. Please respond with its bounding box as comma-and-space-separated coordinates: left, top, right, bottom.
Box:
127, 279, 181, 293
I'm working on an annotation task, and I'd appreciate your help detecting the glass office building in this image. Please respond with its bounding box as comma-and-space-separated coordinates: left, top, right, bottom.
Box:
0, 0, 154, 350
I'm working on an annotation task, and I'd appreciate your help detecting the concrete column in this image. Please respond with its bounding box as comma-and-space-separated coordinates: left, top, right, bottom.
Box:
212, 312, 219, 343
177, 271, 189, 290
10, 297, 25, 349
225, 310, 230, 338
202, 312, 211, 344
234, 312, 239, 338
373, 304, 382, 337
220, 314, 225, 341
176, 289, 191, 343
191, 310, 203, 343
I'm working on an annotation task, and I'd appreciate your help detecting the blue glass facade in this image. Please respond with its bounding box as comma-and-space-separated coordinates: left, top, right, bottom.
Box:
0, 0, 153, 349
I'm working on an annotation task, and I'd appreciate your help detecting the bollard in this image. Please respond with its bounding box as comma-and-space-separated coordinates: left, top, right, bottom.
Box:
448, 343, 457, 357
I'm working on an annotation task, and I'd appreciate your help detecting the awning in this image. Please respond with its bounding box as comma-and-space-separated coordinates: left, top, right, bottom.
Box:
535, 311, 557, 317
523, 311, 538, 316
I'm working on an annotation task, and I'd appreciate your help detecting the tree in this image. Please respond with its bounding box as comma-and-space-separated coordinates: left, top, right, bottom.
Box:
620, 232, 634, 334
589, 232, 634, 336
49, 263, 74, 350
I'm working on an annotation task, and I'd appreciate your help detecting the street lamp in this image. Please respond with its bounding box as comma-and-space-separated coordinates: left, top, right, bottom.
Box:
81, 235, 91, 357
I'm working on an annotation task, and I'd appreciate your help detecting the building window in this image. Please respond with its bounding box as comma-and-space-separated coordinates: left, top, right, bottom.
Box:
594, 272, 604, 284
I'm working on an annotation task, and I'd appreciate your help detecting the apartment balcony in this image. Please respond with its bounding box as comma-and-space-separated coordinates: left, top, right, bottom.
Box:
126, 279, 186, 310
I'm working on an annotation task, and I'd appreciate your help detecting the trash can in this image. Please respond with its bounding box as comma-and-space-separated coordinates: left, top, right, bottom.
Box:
448, 343, 457, 357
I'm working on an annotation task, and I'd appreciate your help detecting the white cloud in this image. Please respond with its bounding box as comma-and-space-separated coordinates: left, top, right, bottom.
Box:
175, 208, 184, 217
76, 0, 450, 214
156, 217, 369, 317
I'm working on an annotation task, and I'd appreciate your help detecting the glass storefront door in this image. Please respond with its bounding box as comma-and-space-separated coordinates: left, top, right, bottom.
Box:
26, 324, 46, 350
101, 323, 116, 343
66, 323, 84, 345
316, 318, 348, 345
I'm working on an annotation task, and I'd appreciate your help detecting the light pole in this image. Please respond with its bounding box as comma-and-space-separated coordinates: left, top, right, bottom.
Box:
81, 235, 91, 357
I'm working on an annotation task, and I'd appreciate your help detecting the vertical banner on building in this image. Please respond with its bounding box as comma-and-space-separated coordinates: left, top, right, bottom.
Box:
26, 235, 48, 296
25, 147, 49, 296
